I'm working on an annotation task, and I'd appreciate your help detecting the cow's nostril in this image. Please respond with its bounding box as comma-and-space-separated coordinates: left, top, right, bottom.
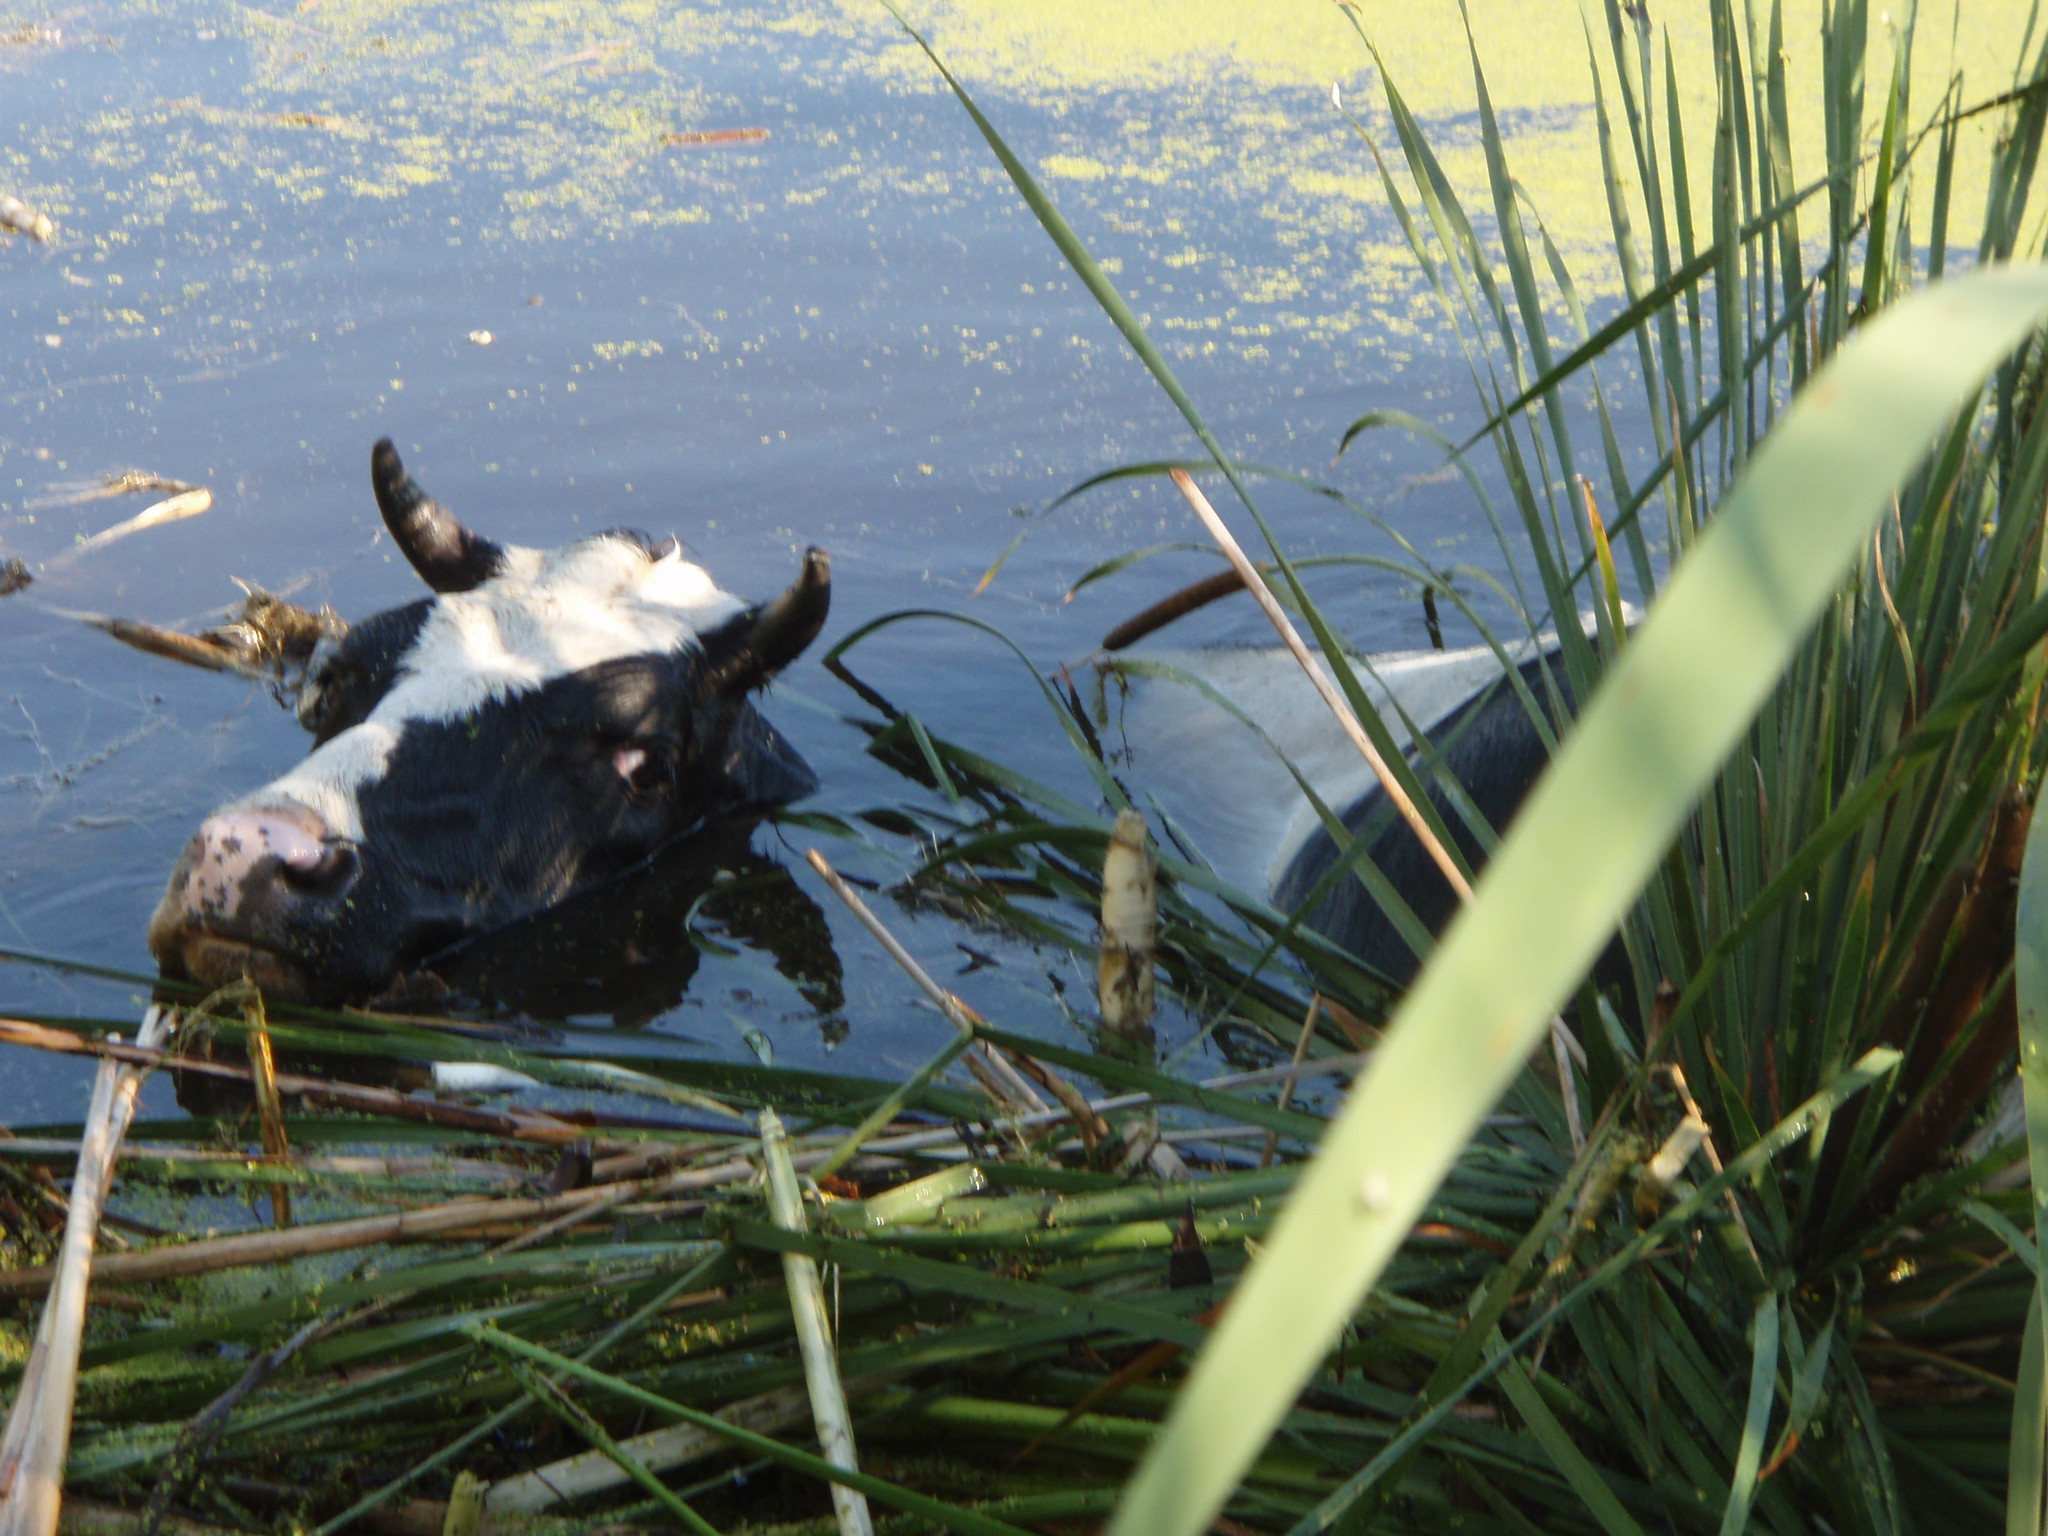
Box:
278, 841, 359, 897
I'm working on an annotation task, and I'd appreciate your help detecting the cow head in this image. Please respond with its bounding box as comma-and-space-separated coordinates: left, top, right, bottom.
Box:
147, 439, 830, 1005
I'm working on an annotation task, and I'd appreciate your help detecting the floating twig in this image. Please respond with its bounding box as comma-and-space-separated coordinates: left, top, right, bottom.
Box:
27, 472, 200, 509
535, 44, 622, 77
0, 1018, 588, 1149
661, 127, 769, 147
0, 1161, 752, 1295
59, 587, 346, 707
0, 195, 54, 244
49, 489, 211, 568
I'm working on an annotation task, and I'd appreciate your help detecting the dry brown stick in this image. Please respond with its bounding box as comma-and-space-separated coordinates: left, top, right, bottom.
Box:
1099, 568, 1246, 652
0, 1019, 586, 1145
1000, 1050, 1109, 1151
800, 851, 1043, 1115
0, 1141, 524, 1185
0, 1161, 755, 1296
1169, 468, 1471, 899
61, 615, 272, 681
1260, 997, 1321, 1170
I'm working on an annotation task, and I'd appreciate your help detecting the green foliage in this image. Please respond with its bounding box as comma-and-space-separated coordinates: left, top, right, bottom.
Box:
848, 2, 2048, 1533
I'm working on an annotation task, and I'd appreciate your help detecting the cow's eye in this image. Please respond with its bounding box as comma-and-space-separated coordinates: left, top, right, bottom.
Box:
611, 742, 671, 800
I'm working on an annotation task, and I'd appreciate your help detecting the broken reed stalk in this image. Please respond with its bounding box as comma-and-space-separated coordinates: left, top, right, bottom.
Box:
1097, 809, 1157, 1049
486, 1384, 815, 1513
46, 489, 211, 569
1260, 998, 1321, 1170
1167, 467, 1472, 900
0, 1007, 171, 1536
0, 1019, 587, 1145
241, 999, 291, 1229
322, 1257, 731, 1536
500, 1361, 721, 1536
0, 1161, 752, 1296
800, 849, 1043, 1114
0, 1142, 524, 1187
802, 848, 1164, 1166
760, 1109, 874, 1536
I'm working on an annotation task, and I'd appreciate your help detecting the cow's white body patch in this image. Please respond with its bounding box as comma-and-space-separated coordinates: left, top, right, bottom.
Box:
1119, 642, 1523, 897
1113, 611, 1633, 899
255, 720, 401, 841
395, 538, 745, 720
244, 535, 744, 839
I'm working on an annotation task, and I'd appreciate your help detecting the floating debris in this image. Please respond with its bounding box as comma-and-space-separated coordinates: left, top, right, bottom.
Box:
536, 43, 623, 77
60, 487, 212, 562
162, 98, 375, 136
0, 193, 55, 243
661, 126, 770, 147
28, 470, 202, 509
0, 558, 29, 597
76, 584, 347, 706
467, 328, 493, 345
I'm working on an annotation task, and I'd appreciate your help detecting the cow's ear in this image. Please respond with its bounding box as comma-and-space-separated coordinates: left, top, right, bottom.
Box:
372, 440, 505, 594
739, 548, 830, 682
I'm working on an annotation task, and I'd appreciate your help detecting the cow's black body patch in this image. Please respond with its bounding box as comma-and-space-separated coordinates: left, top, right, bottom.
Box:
275, 649, 815, 1000
1273, 651, 1575, 988
299, 599, 432, 742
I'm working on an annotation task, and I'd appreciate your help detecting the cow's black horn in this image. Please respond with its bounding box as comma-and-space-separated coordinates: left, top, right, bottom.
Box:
744, 547, 830, 679
371, 439, 505, 594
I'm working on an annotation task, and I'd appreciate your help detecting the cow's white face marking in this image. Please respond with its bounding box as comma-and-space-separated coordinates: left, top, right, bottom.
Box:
246, 534, 747, 839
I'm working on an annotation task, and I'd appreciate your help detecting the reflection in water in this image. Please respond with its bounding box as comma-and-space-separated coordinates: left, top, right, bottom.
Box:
165, 817, 844, 1118
434, 816, 844, 1031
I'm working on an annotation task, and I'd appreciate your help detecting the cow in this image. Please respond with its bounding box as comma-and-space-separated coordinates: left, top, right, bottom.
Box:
146, 439, 830, 1007
1113, 624, 1619, 995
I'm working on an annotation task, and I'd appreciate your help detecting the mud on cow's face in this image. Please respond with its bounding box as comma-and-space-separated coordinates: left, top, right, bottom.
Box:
148, 440, 830, 1005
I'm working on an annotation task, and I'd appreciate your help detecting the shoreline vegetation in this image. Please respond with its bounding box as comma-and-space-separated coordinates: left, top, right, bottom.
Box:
11, 2, 2048, 1534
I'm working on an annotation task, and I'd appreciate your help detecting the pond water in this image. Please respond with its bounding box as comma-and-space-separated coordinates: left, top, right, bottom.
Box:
0, 0, 2024, 1123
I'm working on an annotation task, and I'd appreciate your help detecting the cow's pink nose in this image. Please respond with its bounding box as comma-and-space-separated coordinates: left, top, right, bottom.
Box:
177, 805, 359, 922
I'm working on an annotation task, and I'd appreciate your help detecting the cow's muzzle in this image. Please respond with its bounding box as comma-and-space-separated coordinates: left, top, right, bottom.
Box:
148, 803, 362, 1001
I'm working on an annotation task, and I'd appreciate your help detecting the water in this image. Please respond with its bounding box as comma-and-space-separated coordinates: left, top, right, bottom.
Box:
0, 0, 2018, 1122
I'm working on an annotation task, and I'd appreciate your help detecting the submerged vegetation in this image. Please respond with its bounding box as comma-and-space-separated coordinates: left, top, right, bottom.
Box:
12, 2, 2048, 1535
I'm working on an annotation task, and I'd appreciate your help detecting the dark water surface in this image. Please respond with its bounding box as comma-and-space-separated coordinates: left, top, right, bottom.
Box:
0, 0, 1560, 1122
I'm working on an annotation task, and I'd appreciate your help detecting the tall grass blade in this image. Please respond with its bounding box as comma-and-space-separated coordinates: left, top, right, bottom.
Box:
2009, 768, 2048, 1532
